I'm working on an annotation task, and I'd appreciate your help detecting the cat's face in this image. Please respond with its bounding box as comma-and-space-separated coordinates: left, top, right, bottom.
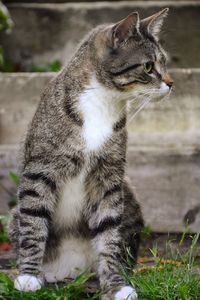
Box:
94, 9, 173, 102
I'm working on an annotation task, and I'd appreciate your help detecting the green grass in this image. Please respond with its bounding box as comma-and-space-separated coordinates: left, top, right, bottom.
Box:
128, 232, 200, 300
0, 272, 100, 300
129, 261, 200, 300
0, 233, 199, 300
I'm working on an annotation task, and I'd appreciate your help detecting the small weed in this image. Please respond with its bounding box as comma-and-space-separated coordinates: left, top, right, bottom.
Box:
126, 232, 200, 300
0, 171, 19, 208
141, 225, 153, 239
0, 215, 9, 242
9, 172, 20, 186
30, 60, 62, 72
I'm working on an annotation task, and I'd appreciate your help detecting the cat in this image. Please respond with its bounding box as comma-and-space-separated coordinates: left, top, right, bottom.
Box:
9, 8, 172, 300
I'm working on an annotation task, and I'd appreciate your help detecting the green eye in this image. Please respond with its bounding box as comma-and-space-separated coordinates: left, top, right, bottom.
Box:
144, 62, 154, 74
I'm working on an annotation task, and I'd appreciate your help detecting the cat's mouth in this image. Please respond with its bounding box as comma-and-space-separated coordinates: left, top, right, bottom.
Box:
149, 82, 172, 102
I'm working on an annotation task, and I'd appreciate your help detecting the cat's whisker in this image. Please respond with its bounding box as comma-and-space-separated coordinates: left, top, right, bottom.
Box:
116, 94, 145, 117
128, 96, 152, 124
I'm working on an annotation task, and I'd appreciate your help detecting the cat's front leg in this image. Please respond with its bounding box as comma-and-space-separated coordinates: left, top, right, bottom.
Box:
11, 172, 56, 291
102, 287, 138, 300
89, 193, 137, 300
13, 210, 48, 291
14, 274, 43, 291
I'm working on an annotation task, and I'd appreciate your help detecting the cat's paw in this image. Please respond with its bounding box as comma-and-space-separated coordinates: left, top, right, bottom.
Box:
14, 274, 43, 291
114, 286, 138, 300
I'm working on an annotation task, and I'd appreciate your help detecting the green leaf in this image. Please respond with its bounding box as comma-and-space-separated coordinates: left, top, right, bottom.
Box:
0, 2, 13, 33
9, 172, 20, 186
30, 60, 62, 72
74, 272, 95, 285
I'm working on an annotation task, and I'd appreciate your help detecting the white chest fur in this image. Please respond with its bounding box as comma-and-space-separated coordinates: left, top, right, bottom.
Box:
54, 170, 86, 227
55, 77, 125, 227
79, 76, 124, 151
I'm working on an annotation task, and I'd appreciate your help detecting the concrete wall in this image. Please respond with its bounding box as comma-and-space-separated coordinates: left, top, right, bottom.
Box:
0, 69, 200, 232
1, 1, 200, 69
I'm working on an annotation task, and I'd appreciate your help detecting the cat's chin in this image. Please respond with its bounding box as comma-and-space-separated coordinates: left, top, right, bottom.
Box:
151, 85, 171, 102
151, 92, 170, 102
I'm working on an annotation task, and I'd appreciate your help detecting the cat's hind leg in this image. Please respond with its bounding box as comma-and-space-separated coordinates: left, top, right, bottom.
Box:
9, 207, 20, 253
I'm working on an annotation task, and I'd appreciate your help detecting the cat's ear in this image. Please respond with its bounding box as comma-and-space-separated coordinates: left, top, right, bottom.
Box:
141, 8, 169, 39
112, 12, 139, 48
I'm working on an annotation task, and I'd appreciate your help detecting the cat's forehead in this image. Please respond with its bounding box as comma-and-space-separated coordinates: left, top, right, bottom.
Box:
110, 35, 159, 68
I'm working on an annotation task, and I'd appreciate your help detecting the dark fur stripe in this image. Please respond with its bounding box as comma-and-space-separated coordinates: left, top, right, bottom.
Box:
21, 267, 39, 273
20, 243, 35, 250
29, 248, 42, 257
22, 230, 33, 236
20, 237, 46, 249
107, 241, 121, 248
103, 185, 121, 199
64, 97, 83, 126
28, 154, 51, 165
113, 115, 126, 132
99, 252, 117, 261
20, 207, 51, 220
19, 189, 39, 200
91, 202, 99, 213
19, 220, 30, 227
24, 262, 39, 267
110, 64, 141, 76
23, 172, 56, 192
109, 276, 124, 285
65, 154, 83, 167
91, 216, 122, 237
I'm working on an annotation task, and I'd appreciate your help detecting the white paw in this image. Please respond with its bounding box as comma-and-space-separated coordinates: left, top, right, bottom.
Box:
114, 286, 138, 300
44, 272, 58, 283
14, 274, 43, 291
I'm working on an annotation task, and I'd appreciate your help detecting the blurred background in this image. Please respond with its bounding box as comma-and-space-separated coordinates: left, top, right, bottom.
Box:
0, 0, 200, 233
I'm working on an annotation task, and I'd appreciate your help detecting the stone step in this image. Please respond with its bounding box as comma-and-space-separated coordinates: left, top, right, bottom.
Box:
1, 1, 200, 69
0, 69, 200, 232
3, 0, 186, 4
4, 0, 187, 3
1, 142, 199, 232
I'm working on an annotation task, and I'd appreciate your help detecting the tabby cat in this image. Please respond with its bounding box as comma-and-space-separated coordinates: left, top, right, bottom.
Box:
9, 8, 172, 300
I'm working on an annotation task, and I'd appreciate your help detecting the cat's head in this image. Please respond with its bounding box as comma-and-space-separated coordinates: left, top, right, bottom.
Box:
92, 8, 173, 102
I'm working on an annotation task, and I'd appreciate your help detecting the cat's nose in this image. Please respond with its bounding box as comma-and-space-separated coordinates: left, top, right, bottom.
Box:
166, 80, 173, 88
163, 73, 173, 89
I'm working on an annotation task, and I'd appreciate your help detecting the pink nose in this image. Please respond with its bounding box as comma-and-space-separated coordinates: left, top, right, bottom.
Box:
166, 80, 173, 88
163, 73, 173, 89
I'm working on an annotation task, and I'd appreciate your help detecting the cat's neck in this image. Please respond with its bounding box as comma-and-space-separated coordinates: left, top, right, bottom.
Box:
79, 75, 126, 152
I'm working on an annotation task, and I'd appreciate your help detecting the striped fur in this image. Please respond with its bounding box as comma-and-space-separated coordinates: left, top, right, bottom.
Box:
9, 9, 171, 299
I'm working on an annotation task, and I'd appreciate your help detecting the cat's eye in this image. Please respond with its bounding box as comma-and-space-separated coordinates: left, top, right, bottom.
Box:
143, 62, 154, 74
